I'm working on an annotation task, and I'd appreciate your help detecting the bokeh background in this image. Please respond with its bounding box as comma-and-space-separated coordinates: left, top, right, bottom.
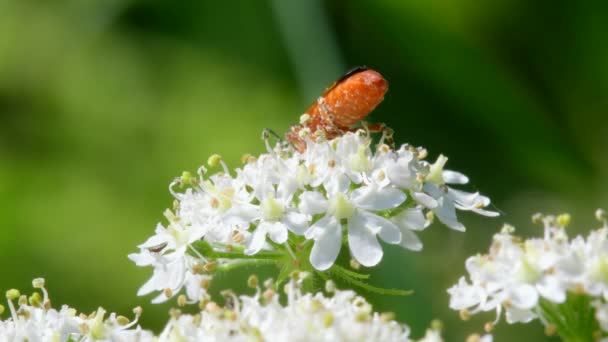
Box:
1, 1, 607, 340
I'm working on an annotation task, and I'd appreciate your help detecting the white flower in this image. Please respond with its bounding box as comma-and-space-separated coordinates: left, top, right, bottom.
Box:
448, 211, 608, 333
128, 221, 203, 303
0, 279, 153, 342
133, 131, 498, 300
421, 155, 498, 231
225, 180, 309, 255
158, 279, 412, 342
301, 183, 406, 270
391, 207, 429, 251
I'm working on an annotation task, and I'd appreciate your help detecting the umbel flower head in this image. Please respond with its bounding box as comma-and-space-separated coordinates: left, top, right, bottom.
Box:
448, 210, 608, 341
159, 273, 445, 342
130, 129, 498, 303
0, 278, 152, 341
0, 276, 447, 341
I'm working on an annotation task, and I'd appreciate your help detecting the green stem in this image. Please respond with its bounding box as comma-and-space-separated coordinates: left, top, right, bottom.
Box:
538, 294, 599, 342
190, 240, 285, 260
214, 259, 279, 273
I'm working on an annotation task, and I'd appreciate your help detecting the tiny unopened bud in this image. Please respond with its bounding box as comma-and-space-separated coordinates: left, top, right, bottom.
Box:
325, 280, 336, 293
169, 308, 181, 319
205, 301, 221, 314
177, 295, 187, 307
32, 278, 45, 289
180, 171, 193, 184
262, 289, 275, 302
459, 309, 471, 321
484, 321, 494, 333
416, 173, 426, 182
426, 211, 435, 223
192, 263, 204, 274
241, 153, 256, 165
133, 306, 142, 316
6, 289, 20, 300
207, 154, 222, 167
232, 231, 245, 244
198, 298, 209, 310
247, 275, 259, 289
574, 283, 585, 294
200, 277, 211, 290
350, 259, 361, 270
416, 148, 428, 160
596, 209, 607, 223
556, 213, 571, 227
290, 270, 301, 280
116, 315, 130, 326
378, 144, 390, 153
263, 278, 274, 289
532, 213, 543, 224
430, 319, 443, 331
18, 295, 27, 306
28, 292, 42, 307
203, 262, 217, 272
466, 333, 481, 342
355, 311, 371, 322
163, 288, 173, 299
544, 323, 557, 336
380, 312, 395, 323
500, 224, 515, 234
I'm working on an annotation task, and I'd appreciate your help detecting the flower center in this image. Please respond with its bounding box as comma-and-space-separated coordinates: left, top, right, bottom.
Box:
328, 193, 355, 220
347, 145, 372, 172
590, 255, 608, 284
261, 194, 285, 221
515, 256, 542, 284
427, 154, 447, 185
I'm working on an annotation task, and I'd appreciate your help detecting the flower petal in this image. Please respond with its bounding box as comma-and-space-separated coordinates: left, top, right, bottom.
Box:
399, 228, 423, 251
412, 191, 438, 209
435, 197, 466, 232
537, 277, 566, 303
442, 170, 469, 184
266, 221, 288, 244
299, 191, 328, 215
348, 211, 383, 267
283, 211, 310, 235
309, 216, 342, 271
394, 208, 429, 231
509, 284, 538, 309
245, 223, 269, 255
359, 211, 401, 244
352, 185, 406, 211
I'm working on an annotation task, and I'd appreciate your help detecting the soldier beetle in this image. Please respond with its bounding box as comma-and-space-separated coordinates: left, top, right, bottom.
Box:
286, 67, 389, 151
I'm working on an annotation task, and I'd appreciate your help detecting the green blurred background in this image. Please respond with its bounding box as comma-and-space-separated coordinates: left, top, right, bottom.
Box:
1, 1, 607, 340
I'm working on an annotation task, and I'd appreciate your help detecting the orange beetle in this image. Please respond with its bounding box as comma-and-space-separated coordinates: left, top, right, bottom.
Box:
286, 67, 389, 151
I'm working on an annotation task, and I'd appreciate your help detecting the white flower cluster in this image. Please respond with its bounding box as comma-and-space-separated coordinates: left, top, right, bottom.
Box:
448, 210, 608, 334
130, 131, 497, 303
0, 277, 451, 342
159, 277, 415, 342
0, 279, 152, 342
